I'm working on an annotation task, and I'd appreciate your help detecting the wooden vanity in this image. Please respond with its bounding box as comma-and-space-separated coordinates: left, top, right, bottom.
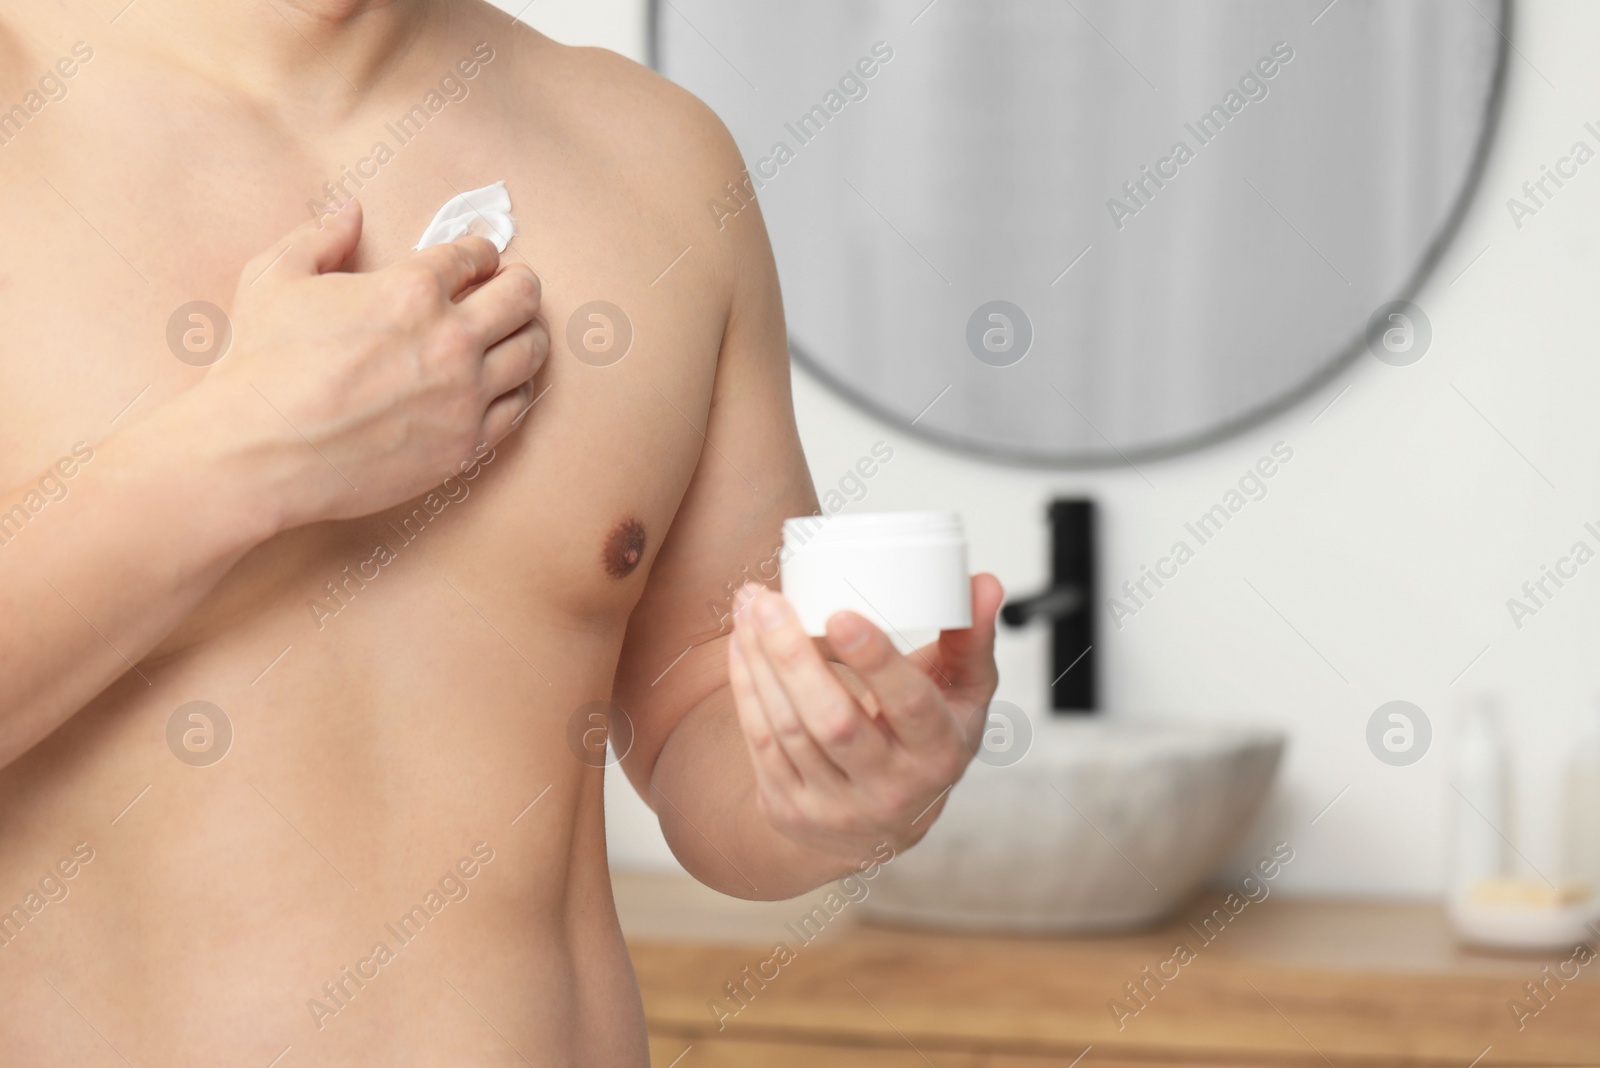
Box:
615, 871, 1600, 1067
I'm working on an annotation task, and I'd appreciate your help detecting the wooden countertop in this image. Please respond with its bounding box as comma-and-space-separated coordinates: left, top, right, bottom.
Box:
614, 871, 1600, 1067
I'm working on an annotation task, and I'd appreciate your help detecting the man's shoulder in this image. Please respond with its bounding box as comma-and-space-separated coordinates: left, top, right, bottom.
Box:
494, 24, 746, 232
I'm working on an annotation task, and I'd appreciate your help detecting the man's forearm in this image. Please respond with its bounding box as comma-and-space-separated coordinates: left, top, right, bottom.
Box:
650, 687, 869, 901
0, 389, 281, 768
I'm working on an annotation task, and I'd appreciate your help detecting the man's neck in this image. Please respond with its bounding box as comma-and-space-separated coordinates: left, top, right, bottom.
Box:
107, 0, 449, 113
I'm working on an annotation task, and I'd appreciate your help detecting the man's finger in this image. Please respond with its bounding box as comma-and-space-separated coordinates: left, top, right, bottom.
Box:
726, 637, 802, 793
929, 573, 1004, 699
459, 264, 543, 348
247, 199, 364, 282
481, 318, 548, 400
407, 234, 503, 299
824, 610, 954, 751
479, 381, 535, 447
748, 587, 890, 776
734, 600, 846, 786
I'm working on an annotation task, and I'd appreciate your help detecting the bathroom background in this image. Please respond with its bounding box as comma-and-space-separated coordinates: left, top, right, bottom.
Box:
493, 0, 1599, 900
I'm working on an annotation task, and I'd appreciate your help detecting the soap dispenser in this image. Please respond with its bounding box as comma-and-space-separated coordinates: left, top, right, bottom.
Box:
1447, 695, 1509, 899
1446, 696, 1600, 949
1561, 703, 1600, 890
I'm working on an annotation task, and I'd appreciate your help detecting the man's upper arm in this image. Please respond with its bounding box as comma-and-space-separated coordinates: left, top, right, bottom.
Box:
612, 117, 817, 798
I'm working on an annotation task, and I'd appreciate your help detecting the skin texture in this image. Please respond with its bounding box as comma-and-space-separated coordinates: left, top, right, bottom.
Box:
0, 1, 1002, 1064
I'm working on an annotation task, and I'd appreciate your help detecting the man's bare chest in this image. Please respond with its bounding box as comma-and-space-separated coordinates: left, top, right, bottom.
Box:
0, 97, 724, 649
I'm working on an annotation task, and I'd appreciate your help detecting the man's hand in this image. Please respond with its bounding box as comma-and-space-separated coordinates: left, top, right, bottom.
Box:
726, 575, 1004, 864
0, 199, 548, 769
193, 199, 549, 531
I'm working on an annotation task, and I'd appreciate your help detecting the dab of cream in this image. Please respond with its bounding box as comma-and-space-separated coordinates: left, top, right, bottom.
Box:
414, 180, 516, 252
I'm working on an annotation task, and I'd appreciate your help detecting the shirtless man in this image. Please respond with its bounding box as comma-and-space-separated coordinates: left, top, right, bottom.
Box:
0, 2, 1002, 1063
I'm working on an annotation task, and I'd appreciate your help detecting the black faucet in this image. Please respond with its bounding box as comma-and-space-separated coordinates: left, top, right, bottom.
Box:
1000, 499, 1096, 712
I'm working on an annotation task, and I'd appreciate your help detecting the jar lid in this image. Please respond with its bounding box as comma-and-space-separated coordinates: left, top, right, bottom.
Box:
784, 511, 965, 550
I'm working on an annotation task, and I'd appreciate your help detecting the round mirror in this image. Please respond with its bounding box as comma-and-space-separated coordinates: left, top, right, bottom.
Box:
653, 0, 1508, 465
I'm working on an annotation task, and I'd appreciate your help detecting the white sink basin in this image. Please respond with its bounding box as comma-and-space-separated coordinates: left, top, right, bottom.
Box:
861, 721, 1285, 933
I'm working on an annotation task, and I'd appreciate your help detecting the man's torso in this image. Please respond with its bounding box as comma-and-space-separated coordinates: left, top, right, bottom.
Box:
0, 8, 725, 1063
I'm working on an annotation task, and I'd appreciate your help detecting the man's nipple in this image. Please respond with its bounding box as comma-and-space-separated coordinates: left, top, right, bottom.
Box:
603, 519, 647, 579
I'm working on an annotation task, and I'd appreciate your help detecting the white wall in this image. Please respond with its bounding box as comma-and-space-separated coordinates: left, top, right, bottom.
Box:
503, 0, 1600, 898
493, 0, 646, 59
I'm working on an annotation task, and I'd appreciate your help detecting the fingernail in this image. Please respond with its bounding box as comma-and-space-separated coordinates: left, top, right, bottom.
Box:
755, 591, 789, 629
338, 197, 359, 215
828, 613, 869, 652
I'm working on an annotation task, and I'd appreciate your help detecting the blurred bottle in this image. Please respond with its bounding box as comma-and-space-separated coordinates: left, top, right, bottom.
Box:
1560, 703, 1600, 890
1445, 698, 1598, 949
1448, 696, 1509, 900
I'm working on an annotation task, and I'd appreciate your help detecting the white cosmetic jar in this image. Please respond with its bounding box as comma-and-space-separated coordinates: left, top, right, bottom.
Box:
780, 511, 971, 637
